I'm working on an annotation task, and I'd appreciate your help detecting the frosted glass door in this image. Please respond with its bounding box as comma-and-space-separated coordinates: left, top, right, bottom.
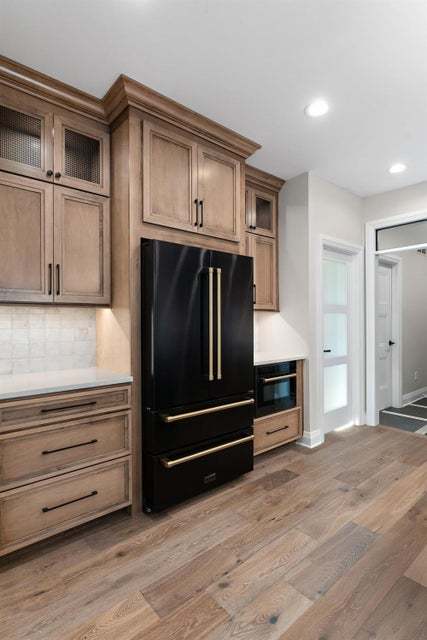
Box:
322, 252, 352, 431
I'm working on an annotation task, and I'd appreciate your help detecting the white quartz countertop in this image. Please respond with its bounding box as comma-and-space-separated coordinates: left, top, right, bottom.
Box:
0, 368, 133, 401
254, 353, 307, 366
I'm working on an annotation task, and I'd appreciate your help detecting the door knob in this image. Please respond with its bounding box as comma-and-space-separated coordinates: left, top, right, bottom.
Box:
388, 340, 395, 346
323, 349, 332, 353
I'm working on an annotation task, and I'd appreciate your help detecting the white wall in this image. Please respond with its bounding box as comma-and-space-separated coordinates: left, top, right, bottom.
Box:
364, 180, 427, 223
400, 250, 427, 396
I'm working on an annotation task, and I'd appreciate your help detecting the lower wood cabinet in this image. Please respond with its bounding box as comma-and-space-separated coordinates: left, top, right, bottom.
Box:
246, 233, 278, 311
0, 171, 111, 305
254, 407, 302, 455
0, 384, 132, 556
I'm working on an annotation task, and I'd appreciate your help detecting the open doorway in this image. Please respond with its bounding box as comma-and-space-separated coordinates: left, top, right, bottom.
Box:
366, 215, 427, 432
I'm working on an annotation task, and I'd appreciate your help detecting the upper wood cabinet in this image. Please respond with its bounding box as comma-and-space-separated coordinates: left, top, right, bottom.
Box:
0, 93, 110, 196
0, 171, 110, 305
54, 187, 111, 305
245, 165, 285, 311
246, 234, 278, 311
142, 121, 198, 232
142, 120, 241, 242
0, 172, 53, 303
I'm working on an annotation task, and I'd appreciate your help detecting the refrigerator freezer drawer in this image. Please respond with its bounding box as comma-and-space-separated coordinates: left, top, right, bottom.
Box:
143, 431, 253, 511
143, 397, 254, 453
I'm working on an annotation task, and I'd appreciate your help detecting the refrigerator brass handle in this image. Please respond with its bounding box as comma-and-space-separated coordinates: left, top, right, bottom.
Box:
217, 268, 222, 380
160, 434, 254, 468
161, 398, 254, 423
208, 267, 214, 381
262, 373, 297, 383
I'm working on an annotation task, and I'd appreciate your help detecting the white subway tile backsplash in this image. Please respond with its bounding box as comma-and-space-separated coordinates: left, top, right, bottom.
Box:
0, 306, 96, 375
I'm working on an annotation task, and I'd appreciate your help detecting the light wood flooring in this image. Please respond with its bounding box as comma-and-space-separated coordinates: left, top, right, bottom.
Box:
1, 425, 426, 640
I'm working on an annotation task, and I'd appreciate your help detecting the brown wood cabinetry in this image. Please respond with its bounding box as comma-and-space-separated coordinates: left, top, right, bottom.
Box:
142, 120, 241, 242
0, 172, 110, 305
0, 90, 110, 195
0, 172, 53, 303
245, 165, 284, 311
254, 360, 304, 455
0, 384, 132, 556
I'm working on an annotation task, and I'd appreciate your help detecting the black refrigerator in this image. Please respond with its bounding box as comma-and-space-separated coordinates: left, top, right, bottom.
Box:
141, 239, 254, 511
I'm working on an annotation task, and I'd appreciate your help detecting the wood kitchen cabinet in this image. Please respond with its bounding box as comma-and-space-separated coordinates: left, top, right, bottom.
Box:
245, 165, 284, 311
0, 171, 110, 305
0, 171, 54, 303
0, 91, 109, 195
142, 120, 241, 242
247, 233, 278, 311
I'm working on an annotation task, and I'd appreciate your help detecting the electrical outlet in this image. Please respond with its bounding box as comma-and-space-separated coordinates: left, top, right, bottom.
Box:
414, 370, 419, 382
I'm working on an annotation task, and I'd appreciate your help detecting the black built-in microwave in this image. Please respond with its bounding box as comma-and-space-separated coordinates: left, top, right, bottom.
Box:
255, 361, 297, 418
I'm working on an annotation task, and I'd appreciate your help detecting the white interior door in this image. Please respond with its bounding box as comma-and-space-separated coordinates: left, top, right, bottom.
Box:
376, 261, 393, 410
322, 251, 353, 432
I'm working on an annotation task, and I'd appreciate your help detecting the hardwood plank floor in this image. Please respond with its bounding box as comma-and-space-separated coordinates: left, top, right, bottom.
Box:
0, 425, 426, 640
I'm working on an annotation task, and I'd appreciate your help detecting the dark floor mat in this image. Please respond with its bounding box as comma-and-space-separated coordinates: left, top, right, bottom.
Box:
379, 411, 427, 432
384, 404, 427, 419
412, 397, 427, 407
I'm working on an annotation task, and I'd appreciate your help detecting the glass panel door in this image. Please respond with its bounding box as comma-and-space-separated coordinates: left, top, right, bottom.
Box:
322, 251, 353, 431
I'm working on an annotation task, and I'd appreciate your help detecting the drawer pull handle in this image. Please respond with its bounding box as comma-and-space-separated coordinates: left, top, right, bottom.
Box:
266, 425, 289, 435
42, 439, 98, 455
161, 434, 254, 468
42, 490, 98, 513
41, 401, 97, 414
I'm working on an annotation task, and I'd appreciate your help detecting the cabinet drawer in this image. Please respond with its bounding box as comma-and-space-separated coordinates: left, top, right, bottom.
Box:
0, 386, 131, 432
254, 408, 301, 455
0, 458, 131, 555
0, 412, 131, 490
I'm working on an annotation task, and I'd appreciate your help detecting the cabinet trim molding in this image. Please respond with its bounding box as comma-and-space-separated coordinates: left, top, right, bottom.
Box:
104, 75, 260, 159
245, 164, 285, 192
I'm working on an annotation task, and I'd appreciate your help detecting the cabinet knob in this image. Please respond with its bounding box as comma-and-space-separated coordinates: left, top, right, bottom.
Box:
55, 172, 62, 179
46, 170, 53, 177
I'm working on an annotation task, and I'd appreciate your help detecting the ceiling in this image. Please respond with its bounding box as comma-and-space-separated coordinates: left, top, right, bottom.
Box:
1, 0, 427, 196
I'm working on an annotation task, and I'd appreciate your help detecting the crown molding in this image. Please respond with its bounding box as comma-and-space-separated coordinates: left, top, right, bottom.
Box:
103, 75, 261, 159
0, 55, 106, 122
245, 164, 285, 192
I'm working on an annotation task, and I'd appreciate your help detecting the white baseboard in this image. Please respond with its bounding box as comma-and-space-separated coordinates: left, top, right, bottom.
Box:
402, 386, 427, 406
297, 429, 324, 449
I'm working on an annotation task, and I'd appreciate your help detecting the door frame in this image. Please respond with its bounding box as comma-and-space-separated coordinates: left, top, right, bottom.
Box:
375, 254, 402, 412
313, 236, 364, 440
365, 210, 427, 425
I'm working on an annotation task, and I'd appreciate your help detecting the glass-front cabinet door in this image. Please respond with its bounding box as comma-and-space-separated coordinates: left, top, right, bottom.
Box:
0, 95, 54, 181
245, 186, 276, 237
53, 114, 110, 196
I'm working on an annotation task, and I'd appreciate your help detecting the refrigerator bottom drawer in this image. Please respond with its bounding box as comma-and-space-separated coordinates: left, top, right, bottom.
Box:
143, 431, 253, 512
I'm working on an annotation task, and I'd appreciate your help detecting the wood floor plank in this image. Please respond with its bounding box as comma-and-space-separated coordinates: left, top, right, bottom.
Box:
279, 493, 427, 640
130, 594, 229, 640
352, 576, 427, 640
208, 528, 316, 615
64, 591, 159, 640
287, 522, 377, 600
404, 544, 427, 587
206, 581, 312, 640
354, 461, 427, 533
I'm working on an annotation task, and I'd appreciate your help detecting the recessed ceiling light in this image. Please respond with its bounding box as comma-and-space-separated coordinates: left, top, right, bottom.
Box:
305, 98, 329, 118
389, 163, 407, 174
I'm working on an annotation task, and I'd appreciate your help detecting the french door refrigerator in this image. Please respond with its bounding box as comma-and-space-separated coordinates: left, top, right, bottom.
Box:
141, 239, 254, 511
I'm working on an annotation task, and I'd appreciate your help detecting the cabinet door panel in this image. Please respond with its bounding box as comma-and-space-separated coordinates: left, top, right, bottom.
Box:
197, 146, 240, 242
142, 121, 198, 231
54, 187, 110, 305
53, 114, 110, 196
0, 93, 54, 182
247, 234, 278, 311
0, 172, 53, 303
253, 188, 276, 237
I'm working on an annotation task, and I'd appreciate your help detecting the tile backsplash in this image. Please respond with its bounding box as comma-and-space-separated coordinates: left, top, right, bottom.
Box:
0, 306, 96, 376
